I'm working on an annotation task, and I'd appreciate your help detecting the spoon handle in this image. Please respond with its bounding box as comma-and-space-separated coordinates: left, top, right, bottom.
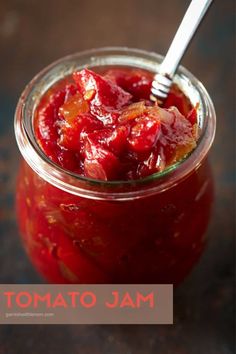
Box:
157, 0, 213, 78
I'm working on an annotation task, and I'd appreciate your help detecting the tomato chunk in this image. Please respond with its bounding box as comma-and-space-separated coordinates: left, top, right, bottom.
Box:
73, 69, 132, 124
128, 117, 161, 153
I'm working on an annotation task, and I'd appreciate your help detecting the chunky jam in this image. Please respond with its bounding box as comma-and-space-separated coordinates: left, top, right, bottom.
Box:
16, 65, 213, 285
35, 68, 198, 180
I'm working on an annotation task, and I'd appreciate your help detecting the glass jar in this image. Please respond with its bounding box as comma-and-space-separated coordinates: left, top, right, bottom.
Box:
14, 47, 216, 285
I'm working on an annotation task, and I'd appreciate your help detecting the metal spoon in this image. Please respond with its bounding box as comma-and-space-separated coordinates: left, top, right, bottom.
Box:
151, 0, 213, 103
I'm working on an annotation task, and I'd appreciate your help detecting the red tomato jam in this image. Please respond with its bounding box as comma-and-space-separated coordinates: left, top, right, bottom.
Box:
34, 68, 198, 180
16, 67, 213, 285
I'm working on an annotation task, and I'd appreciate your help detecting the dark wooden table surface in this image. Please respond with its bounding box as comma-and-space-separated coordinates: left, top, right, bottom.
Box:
0, 0, 235, 353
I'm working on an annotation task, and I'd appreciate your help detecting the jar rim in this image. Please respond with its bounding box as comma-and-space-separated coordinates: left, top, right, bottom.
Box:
14, 47, 216, 201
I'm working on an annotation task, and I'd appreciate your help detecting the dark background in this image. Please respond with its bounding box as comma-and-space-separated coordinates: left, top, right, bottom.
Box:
0, 0, 235, 353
